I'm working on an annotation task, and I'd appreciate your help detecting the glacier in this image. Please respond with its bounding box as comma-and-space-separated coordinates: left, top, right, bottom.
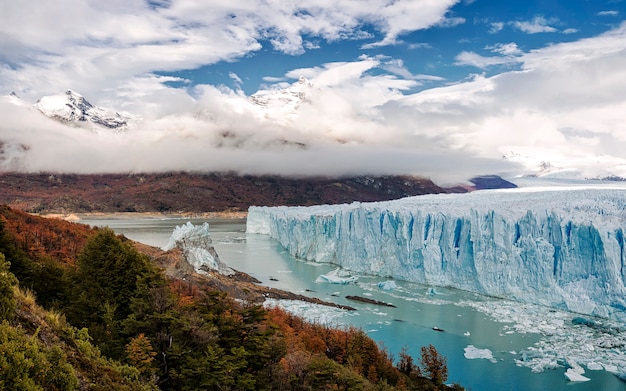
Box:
247, 187, 626, 322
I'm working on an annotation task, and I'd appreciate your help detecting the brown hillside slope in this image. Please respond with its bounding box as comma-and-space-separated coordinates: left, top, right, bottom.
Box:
0, 172, 445, 214
0, 205, 94, 264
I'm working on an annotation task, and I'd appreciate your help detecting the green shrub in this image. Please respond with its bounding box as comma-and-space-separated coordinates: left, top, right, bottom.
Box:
0, 254, 17, 321
0, 321, 79, 390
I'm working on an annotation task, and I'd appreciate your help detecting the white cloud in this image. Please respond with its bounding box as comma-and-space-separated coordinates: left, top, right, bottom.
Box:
2, 2, 626, 182
512, 16, 558, 34
488, 42, 522, 56
598, 10, 619, 17
398, 22, 626, 177
436, 16, 466, 28
229, 72, 243, 85
489, 22, 504, 34
455, 42, 524, 69
0, 0, 461, 104
262, 76, 286, 83
407, 42, 432, 49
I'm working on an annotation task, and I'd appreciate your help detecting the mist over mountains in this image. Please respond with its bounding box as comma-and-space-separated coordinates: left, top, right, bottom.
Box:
0, 83, 520, 183
1, 77, 624, 184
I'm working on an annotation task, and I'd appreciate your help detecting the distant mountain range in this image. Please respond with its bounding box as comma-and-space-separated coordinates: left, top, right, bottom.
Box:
0, 172, 448, 214
4, 90, 134, 131
3, 86, 625, 182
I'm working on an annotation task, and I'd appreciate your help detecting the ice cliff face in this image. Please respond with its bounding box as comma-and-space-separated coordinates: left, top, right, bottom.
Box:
34, 90, 134, 130
247, 188, 626, 322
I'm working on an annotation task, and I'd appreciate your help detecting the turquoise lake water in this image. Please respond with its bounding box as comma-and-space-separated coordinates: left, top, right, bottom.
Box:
80, 217, 626, 391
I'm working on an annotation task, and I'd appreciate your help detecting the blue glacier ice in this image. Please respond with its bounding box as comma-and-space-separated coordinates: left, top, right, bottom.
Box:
247, 188, 626, 322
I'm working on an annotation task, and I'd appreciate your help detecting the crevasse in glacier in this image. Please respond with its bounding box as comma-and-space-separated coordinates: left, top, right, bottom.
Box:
246, 188, 626, 322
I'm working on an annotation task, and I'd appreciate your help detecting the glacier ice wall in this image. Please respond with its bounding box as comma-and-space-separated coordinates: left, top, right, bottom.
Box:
247, 188, 626, 322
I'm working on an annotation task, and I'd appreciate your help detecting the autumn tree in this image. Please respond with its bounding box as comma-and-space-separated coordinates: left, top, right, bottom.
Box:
397, 346, 419, 377
419, 344, 447, 386
126, 333, 157, 379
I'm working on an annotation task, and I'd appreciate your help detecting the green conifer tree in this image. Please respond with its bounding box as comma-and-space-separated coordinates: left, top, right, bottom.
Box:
0, 253, 17, 321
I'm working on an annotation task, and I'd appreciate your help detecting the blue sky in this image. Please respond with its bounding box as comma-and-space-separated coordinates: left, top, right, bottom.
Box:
1, 0, 625, 182
161, 0, 621, 95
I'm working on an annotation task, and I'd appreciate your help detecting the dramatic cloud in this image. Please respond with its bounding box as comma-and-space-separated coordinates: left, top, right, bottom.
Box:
1, 1, 626, 184
0, 0, 461, 103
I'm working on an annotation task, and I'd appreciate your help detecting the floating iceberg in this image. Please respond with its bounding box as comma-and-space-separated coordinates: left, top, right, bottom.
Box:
247, 188, 626, 322
378, 280, 397, 291
466, 297, 626, 378
464, 345, 496, 362
315, 268, 358, 284
564, 358, 591, 382
163, 222, 234, 276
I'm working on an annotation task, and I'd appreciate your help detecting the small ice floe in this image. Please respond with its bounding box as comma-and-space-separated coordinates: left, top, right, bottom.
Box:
586, 362, 603, 371
464, 345, 497, 363
378, 280, 397, 291
564, 359, 590, 382
464, 331, 471, 336
315, 268, 358, 284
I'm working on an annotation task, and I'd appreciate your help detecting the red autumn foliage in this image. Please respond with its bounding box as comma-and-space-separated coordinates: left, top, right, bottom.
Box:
0, 205, 94, 264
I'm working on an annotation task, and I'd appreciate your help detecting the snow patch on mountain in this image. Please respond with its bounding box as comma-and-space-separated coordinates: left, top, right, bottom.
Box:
34, 90, 135, 131
250, 76, 313, 124
1, 92, 27, 107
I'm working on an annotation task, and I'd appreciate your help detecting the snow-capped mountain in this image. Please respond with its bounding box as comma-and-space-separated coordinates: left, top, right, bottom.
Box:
250, 76, 313, 123
1, 92, 27, 107
34, 90, 134, 130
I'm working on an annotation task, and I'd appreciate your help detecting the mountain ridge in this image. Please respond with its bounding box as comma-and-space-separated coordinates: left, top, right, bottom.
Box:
0, 172, 447, 214
34, 89, 134, 130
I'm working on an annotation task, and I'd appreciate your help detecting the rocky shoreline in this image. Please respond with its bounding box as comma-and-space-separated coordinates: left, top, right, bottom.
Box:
134, 240, 356, 312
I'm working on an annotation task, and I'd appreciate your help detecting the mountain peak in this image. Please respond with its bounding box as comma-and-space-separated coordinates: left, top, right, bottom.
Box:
3, 92, 26, 107
34, 90, 133, 130
250, 76, 314, 122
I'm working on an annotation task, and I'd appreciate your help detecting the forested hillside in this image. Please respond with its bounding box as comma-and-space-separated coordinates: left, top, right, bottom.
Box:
0, 173, 446, 214
0, 206, 463, 390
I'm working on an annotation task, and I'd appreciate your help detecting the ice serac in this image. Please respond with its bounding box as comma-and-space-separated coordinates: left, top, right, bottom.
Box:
247, 188, 626, 322
163, 222, 234, 276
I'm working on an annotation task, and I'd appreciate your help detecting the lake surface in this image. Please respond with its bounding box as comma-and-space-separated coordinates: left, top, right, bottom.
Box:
80, 216, 626, 391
